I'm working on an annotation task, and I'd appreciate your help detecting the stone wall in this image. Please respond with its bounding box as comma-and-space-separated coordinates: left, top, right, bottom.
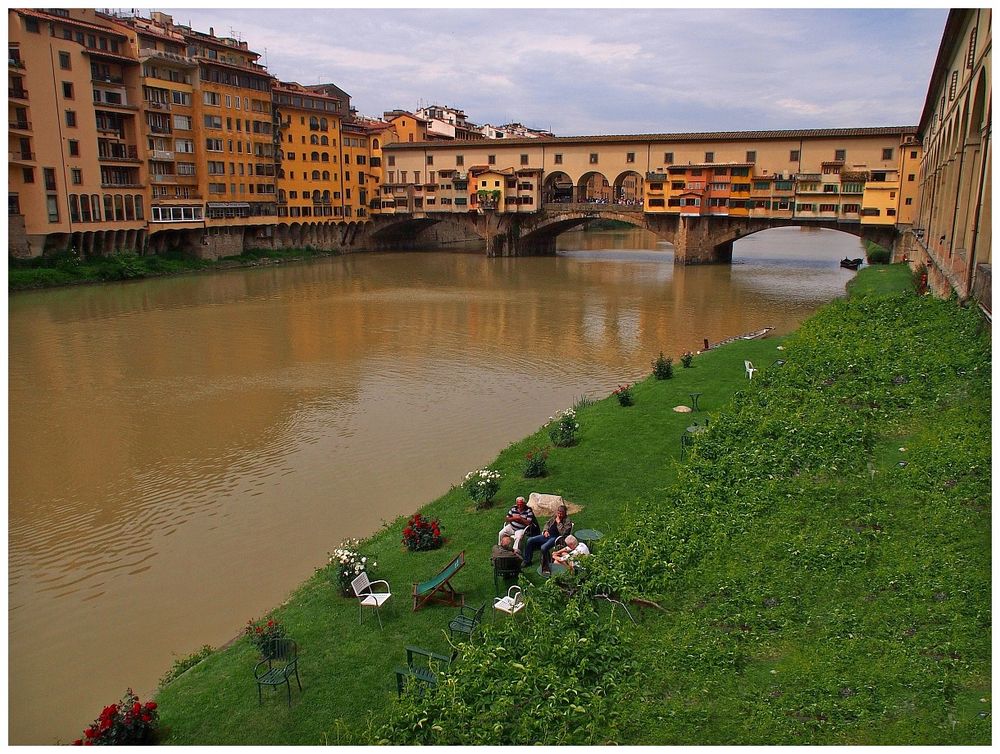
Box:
8, 215, 31, 258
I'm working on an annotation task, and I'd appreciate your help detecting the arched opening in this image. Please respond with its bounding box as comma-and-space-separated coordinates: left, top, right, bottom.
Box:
543, 171, 573, 203
731, 226, 870, 268
372, 138, 379, 149
321, 153, 329, 162
320, 135, 328, 146
613, 170, 644, 206
576, 171, 611, 203
310, 134, 319, 145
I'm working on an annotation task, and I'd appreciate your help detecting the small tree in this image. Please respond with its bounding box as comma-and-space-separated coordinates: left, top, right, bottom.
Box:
652, 352, 673, 380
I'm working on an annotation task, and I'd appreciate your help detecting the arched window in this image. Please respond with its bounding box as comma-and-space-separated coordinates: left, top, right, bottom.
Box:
322, 171, 330, 180
321, 153, 329, 162
278, 189, 286, 202
372, 138, 379, 149
312, 190, 321, 202
91, 195, 101, 221
310, 134, 319, 144
311, 151, 319, 162
320, 135, 328, 145
134, 195, 143, 220
124, 195, 135, 221
104, 195, 114, 221
320, 118, 327, 131
311, 170, 320, 180
309, 116, 319, 130
113, 195, 124, 221
80, 195, 92, 222
69, 194, 80, 223
322, 190, 330, 201
278, 169, 285, 179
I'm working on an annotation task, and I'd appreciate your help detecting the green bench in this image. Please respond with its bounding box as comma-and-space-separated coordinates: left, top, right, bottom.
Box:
394, 645, 453, 697
412, 550, 465, 611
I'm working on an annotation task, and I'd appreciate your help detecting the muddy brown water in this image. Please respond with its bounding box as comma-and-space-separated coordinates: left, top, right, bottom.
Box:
8, 226, 864, 743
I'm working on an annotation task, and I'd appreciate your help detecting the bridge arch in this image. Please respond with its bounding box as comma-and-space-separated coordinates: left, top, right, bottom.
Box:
542, 171, 573, 203
576, 171, 611, 203
612, 170, 644, 205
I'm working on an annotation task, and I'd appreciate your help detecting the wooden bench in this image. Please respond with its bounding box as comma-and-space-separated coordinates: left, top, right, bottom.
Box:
412, 551, 465, 611
394, 645, 453, 697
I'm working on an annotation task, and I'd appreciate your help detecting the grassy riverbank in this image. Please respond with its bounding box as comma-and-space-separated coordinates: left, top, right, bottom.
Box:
8, 247, 341, 292
153, 264, 990, 744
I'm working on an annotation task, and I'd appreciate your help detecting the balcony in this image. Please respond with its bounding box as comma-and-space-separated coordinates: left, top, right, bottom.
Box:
147, 124, 172, 135
92, 74, 125, 85
8, 87, 28, 100
9, 120, 31, 131
146, 101, 172, 111
139, 48, 198, 68
8, 150, 34, 163
99, 145, 140, 163
9, 57, 25, 69
150, 150, 175, 161
101, 182, 143, 189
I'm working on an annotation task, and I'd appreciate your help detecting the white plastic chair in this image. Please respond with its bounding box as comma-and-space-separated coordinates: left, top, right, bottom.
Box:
351, 572, 391, 629
745, 360, 758, 380
493, 585, 525, 620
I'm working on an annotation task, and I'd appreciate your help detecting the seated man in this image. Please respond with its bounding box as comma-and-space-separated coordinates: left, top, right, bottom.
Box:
491, 534, 522, 571
497, 496, 536, 552
552, 534, 590, 571
522, 504, 573, 574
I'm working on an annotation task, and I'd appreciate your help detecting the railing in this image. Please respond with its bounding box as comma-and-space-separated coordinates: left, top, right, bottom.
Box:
9, 151, 34, 161
92, 74, 125, 85
9, 120, 31, 130
9, 57, 25, 69
151, 174, 177, 182
147, 101, 172, 111
9, 87, 28, 99
151, 150, 174, 161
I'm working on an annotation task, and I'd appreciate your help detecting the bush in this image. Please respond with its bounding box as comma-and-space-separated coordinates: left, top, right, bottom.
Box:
523, 446, 550, 478
402, 513, 442, 552
328, 539, 375, 595
462, 468, 501, 508
652, 352, 673, 379
244, 617, 287, 658
614, 384, 634, 406
159, 645, 213, 688
865, 241, 891, 264
73, 689, 159, 745
680, 351, 694, 368
100, 252, 147, 281
548, 408, 580, 447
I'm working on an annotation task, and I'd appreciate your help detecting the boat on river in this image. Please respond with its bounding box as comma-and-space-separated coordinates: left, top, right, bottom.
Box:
706, 327, 774, 350
840, 257, 864, 270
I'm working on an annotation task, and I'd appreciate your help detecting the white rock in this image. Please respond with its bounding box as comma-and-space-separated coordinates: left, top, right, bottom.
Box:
527, 492, 583, 516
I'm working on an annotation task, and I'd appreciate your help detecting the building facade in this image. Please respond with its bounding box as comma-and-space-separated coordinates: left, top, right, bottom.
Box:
909, 8, 991, 311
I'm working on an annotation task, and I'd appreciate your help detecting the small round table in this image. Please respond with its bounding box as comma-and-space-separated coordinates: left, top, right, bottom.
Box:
686, 423, 708, 436
689, 392, 702, 411
537, 562, 567, 578
575, 528, 604, 547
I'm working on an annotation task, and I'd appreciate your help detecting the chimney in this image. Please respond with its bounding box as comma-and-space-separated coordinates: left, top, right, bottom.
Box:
209, 26, 215, 37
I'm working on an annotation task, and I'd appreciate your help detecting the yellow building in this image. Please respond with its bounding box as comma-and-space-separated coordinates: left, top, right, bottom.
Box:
8, 8, 148, 257
273, 81, 345, 222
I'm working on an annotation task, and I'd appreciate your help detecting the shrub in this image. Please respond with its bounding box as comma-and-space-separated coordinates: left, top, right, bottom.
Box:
865, 241, 891, 264
159, 645, 213, 688
100, 252, 147, 281
328, 539, 375, 595
573, 394, 597, 411
680, 351, 694, 368
523, 446, 550, 478
652, 352, 674, 379
72, 689, 158, 745
614, 383, 634, 406
548, 408, 580, 447
462, 468, 501, 508
244, 617, 287, 657
402, 513, 442, 552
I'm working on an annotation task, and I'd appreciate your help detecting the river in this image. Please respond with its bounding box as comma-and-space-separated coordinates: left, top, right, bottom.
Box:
8, 226, 864, 743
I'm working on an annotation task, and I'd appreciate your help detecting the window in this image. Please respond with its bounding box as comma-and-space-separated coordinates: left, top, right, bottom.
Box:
25, 17, 39, 32
589, 153, 598, 164
626, 152, 635, 163
746, 150, 756, 163
203, 91, 220, 106
704, 151, 714, 163
47, 195, 59, 222
664, 152, 674, 164
835, 149, 846, 161
887, 208, 896, 217
455, 154, 463, 166
65, 110, 76, 127
173, 115, 192, 130
790, 149, 800, 161
949, 70, 959, 100
387, 155, 396, 166
488, 154, 496, 165
521, 154, 529, 165
62, 81, 74, 99
172, 90, 191, 106
967, 26, 978, 68
842, 203, 860, 214
796, 203, 815, 212
22, 167, 34, 183
554, 154, 563, 164
59, 51, 71, 70
204, 115, 222, 129
426, 154, 434, 165
65, 139, 80, 157
819, 203, 837, 212
882, 148, 894, 160
44, 168, 57, 191
206, 138, 223, 152
71, 168, 82, 185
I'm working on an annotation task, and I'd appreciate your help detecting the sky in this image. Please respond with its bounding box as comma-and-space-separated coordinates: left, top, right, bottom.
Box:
159, 6, 949, 136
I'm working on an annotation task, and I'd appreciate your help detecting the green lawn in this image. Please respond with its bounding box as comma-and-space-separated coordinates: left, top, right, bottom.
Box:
153, 264, 991, 744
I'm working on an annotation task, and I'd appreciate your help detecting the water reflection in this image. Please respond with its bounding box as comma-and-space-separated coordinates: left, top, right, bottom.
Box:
8, 226, 862, 743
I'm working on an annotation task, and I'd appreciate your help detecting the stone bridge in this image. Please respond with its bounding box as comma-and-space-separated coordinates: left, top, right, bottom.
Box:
371, 204, 898, 264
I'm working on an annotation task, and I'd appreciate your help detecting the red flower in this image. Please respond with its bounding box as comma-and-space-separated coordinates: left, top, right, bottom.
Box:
72, 740, 83, 746
141, 713, 152, 723
85, 727, 97, 739
132, 701, 142, 714
255, 626, 263, 634
145, 701, 157, 710
267, 620, 274, 627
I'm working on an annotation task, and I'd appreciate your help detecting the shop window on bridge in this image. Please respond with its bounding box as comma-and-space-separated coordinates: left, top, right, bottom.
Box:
842, 204, 860, 214
753, 200, 770, 209
819, 203, 837, 212
668, 198, 681, 207
796, 203, 815, 212
671, 181, 685, 190
713, 167, 728, 176
732, 167, 749, 177
649, 198, 665, 207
